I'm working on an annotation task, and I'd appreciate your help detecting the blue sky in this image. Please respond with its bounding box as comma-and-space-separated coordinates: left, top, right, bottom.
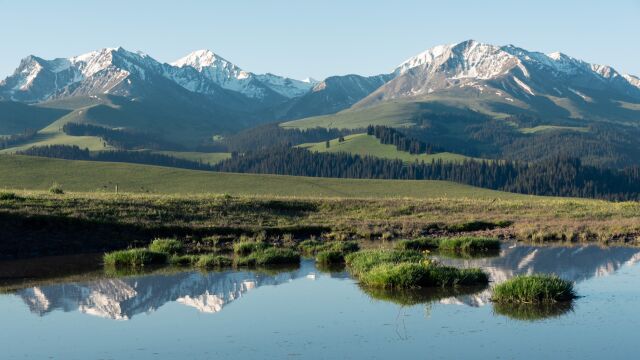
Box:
1, 0, 638, 80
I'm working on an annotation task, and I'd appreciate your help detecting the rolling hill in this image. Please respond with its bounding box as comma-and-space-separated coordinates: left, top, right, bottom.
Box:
0, 154, 522, 199
299, 133, 476, 163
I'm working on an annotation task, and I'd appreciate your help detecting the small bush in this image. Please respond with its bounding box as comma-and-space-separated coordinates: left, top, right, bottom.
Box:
49, 182, 64, 194
195, 255, 232, 268
236, 248, 300, 266
103, 248, 167, 268
394, 238, 439, 251
149, 238, 183, 254
233, 241, 270, 256
492, 275, 576, 303
345, 250, 423, 276
438, 237, 500, 252
316, 250, 344, 264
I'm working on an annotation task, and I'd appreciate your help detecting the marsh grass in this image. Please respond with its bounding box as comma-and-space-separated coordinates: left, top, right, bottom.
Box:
195, 254, 232, 268
359, 262, 488, 289
103, 248, 167, 268
236, 247, 300, 266
492, 275, 576, 303
363, 285, 487, 306
315, 250, 345, 264
438, 237, 501, 253
233, 241, 270, 256
148, 238, 183, 254
394, 238, 440, 251
344, 250, 423, 276
298, 240, 359, 256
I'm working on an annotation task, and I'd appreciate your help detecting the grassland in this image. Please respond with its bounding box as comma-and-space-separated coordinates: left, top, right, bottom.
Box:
1, 154, 640, 259
299, 133, 476, 163
0, 155, 518, 198
519, 125, 589, 134
153, 151, 231, 165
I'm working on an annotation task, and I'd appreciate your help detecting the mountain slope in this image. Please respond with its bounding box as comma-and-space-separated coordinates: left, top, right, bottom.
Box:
354, 40, 640, 123
279, 74, 392, 120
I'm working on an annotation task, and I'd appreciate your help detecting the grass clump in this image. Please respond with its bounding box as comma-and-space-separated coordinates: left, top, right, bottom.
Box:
492, 275, 576, 303
299, 240, 359, 255
148, 238, 183, 254
394, 238, 439, 251
359, 262, 488, 289
236, 247, 300, 266
447, 220, 511, 232
195, 254, 232, 268
169, 254, 200, 266
0, 191, 23, 201
103, 248, 167, 268
344, 250, 423, 276
438, 237, 501, 253
233, 241, 270, 256
316, 250, 345, 264
48, 182, 64, 194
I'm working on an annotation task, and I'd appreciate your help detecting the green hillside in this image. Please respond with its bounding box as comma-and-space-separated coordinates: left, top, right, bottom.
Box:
0, 101, 70, 135
299, 133, 476, 163
0, 154, 525, 199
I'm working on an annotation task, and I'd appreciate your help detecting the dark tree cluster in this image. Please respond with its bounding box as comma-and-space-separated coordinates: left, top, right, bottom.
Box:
367, 125, 442, 154
17, 145, 214, 171
212, 146, 640, 201
203, 123, 359, 153
62, 123, 183, 151
0, 129, 37, 150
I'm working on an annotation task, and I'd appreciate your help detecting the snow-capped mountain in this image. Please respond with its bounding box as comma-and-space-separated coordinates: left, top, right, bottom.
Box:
0, 47, 315, 104
356, 40, 640, 114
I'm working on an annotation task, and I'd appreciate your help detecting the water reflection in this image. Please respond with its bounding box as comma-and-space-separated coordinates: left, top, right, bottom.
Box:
3, 244, 640, 321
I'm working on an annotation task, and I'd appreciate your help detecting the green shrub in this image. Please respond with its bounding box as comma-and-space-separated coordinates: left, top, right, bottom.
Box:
344, 250, 423, 276
316, 250, 344, 264
438, 237, 500, 252
492, 275, 576, 303
149, 238, 183, 254
236, 248, 300, 266
103, 248, 167, 267
394, 238, 439, 251
195, 254, 232, 268
233, 241, 270, 256
48, 182, 64, 194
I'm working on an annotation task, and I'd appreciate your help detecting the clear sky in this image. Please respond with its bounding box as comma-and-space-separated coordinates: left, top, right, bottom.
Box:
1, 0, 638, 80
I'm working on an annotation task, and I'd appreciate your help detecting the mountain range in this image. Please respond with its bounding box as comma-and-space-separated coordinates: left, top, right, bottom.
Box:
1, 40, 640, 150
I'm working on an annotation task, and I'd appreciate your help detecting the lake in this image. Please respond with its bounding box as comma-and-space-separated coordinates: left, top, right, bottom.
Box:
1, 243, 639, 359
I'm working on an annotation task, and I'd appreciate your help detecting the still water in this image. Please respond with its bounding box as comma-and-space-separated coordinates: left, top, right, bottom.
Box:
1, 244, 639, 359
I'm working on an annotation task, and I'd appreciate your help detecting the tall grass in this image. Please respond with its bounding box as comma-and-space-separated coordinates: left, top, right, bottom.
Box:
148, 238, 183, 254
236, 248, 300, 266
492, 275, 576, 303
298, 240, 359, 255
359, 262, 488, 289
394, 238, 439, 251
103, 248, 167, 267
233, 241, 270, 256
344, 250, 423, 276
438, 237, 501, 252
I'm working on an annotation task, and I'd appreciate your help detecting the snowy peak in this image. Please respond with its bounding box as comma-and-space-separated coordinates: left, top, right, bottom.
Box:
172, 49, 250, 80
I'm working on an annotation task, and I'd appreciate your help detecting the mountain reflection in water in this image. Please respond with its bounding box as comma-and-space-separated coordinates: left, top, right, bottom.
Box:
9, 244, 640, 320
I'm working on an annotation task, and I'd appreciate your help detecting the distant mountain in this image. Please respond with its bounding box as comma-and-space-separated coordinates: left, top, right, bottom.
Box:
355, 40, 640, 122
280, 74, 392, 119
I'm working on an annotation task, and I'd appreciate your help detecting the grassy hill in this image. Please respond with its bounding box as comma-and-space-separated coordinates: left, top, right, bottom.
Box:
0, 154, 523, 199
299, 133, 476, 163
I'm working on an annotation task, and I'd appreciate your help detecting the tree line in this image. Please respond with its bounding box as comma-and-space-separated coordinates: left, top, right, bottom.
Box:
212, 146, 640, 201
17, 145, 214, 171
0, 129, 37, 150
367, 125, 442, 154
62, 123, 183, 151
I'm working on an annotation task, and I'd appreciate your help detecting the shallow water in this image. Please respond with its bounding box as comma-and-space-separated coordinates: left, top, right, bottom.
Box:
1, 244, 639, 359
